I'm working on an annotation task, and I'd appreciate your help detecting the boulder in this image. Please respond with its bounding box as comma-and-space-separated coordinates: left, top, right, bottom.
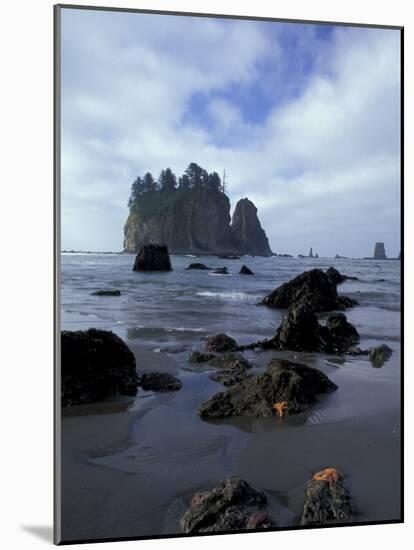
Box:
323, 313, 360, 353
301, 468, 352, 525
180, 477, 273, 533
209, 353, 252, 386
198, 359, 337, 419
240, 265, 254, 275
245, 306, 360, 354
133, 244, 172, 271
205, 333, 237, 353
275, 304, 322, 352
369, 344, 393, 367
262, 268, 357, 313
61, 329, 138, 407
186, 263, 211, 270
139, 372, 182, 392
212, 267, 229, 275
91, 289, 121, 296
188, 351, 216, 363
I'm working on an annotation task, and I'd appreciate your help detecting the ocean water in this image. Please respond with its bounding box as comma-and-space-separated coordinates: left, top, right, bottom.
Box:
60, 253, 402, 532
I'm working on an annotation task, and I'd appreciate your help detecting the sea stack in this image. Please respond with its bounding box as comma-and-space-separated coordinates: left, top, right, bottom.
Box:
230, 198, 273, 257
133, 244, 172, 271
308, 248, 314, 258
373, 242, 387, 260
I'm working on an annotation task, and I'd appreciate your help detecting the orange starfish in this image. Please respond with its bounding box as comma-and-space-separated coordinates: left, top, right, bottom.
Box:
272, 401, 289, 418
312, 468, 342, 484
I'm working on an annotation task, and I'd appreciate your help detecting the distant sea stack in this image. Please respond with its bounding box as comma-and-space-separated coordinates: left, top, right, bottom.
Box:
373, 242, 387, 259
123, 163, 273, 257
230, 198, 272, 257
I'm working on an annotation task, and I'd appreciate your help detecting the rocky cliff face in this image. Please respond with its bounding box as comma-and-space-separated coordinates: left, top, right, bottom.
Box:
230, 198, 273, 257
123, 189, 273, 256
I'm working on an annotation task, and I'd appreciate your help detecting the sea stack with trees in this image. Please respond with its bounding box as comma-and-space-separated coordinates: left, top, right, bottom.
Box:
123, 163, 273, 257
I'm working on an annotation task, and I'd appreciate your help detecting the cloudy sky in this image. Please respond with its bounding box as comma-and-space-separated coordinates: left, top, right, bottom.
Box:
60, 8, 401, 257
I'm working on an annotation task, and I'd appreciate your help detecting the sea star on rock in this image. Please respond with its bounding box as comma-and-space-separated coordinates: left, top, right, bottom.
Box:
312, 468, 342, 484
272, 401, 289, 418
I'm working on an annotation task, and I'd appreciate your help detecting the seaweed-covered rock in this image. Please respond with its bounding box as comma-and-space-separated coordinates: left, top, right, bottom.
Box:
188, 351, 216, 363
369, 344, 393, 367
91, 289, 121, 296
139, 372, 182, 392
240, 265, 254, 275
301, 468, 352, 525
262, 268, 357, 312
198, 359, 337, 419
61, 329, 138, 407
133, 244, 172, 271
209, 353, 252, 386
186, 263, 211, 270
180, 477, 273, 533
205, 333, 237, 353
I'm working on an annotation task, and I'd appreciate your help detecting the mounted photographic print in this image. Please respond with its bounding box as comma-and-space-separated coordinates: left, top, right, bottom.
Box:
54, 4, 403, 544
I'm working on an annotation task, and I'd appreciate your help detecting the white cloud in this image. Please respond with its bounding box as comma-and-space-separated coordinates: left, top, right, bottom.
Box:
60, 9, 400, 257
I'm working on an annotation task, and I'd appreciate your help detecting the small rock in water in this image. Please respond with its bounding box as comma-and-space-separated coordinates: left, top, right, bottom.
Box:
180, 477, 273, 533
301, 468, 352, 525
133, 244, 172, 271
186, 263, 211, 270
139, 372, 182, 392
239, 265, 254, 275
212, 267, 229, 275
91, 289, 121, 296
369, 344, 393, 367
217, 255, 241, 260
188, 351, 216, 363
205, 333, 237, 352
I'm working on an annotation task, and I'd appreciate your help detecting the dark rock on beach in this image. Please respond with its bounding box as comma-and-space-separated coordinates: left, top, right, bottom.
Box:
188, 350, 216, 363
180, 477, 273, 533
322, 313, 360, 353
139, 372, 182, 392
133, 244, 172, 271
369, 344, 393, 367
205, 333, 237, 353
240, 265, 254, 275
186, 263, 211, 270
301, 468, 352, 525
262, 268, 357, 313
198, 359, 337, 419
275, 304, 322, 352
91, 289, 121, 296
247, 305, 360, 354
61, 329, 139, 407
209, 353, 252, 386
